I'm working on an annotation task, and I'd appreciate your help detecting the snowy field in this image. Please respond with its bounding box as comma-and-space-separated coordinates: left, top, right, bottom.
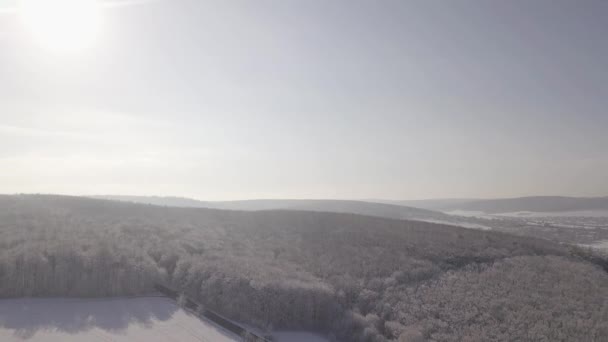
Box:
493, 210, 608, 218
0, 297, 331, 342
447, 210, 608, 218
580, 240, 608, 251
273, 331, 330, 342
0, 297, 238, 342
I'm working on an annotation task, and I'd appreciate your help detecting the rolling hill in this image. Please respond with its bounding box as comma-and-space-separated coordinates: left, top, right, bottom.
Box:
93, 195, 456, 223
1, 194, 607, 341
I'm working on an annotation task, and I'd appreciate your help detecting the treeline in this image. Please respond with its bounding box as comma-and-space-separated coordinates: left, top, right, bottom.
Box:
0, 195, 606, 341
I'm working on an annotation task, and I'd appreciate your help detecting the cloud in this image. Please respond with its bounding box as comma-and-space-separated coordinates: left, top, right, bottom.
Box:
0, 124, 89, 139
0, 0, 17, 13
0, 0, 158, 15
101, 0, 160, 8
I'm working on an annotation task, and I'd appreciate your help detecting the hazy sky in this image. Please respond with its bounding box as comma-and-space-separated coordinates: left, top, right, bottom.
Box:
1, 0, 607, 200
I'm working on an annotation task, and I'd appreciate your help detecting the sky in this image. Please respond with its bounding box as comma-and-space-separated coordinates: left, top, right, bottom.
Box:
0, 0, 607, 200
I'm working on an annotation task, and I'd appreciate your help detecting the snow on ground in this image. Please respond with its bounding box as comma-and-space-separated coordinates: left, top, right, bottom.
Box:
447, 210, 608, 218
273, 331, 330, 342
0, 297, 238, 342
423, 219, 492, 230
445, 210, 490, 218
579, 240, 608, 251
493, 210, 608, 218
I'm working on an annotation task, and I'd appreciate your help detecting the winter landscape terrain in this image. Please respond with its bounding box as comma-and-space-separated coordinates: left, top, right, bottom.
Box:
0, 296, 330, 342
0, 297, 238, 342
2, 0, 608, 340
96, 195, 608, 251
0, 194, 607, 341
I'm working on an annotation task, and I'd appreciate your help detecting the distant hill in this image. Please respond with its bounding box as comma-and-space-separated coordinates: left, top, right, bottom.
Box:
372, 198, 480, 211
94, 195, 213, 208
375, 196, 608, 214
460, 196, 608, 213
93, 196, 456, 223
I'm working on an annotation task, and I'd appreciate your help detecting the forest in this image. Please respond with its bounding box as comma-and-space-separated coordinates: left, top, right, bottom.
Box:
0, 194, 606, 341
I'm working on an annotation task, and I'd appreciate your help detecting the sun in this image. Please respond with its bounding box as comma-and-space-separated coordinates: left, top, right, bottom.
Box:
19, 0, 102, 53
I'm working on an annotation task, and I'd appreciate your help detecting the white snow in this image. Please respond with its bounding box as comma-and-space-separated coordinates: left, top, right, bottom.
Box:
493, 210, 608, 218
579, 240, 608, 251
447, 210, 608, 218
423, 219, 492, 230
273, 331, 330, 342
0, 297, 239, 342
445, 210, 490, 218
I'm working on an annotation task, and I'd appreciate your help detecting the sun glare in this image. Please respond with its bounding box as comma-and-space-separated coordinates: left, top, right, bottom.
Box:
19, 0, 102, 53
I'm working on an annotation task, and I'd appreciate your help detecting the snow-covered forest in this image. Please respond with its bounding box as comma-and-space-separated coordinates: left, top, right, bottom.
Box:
0, 195, 607, 341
